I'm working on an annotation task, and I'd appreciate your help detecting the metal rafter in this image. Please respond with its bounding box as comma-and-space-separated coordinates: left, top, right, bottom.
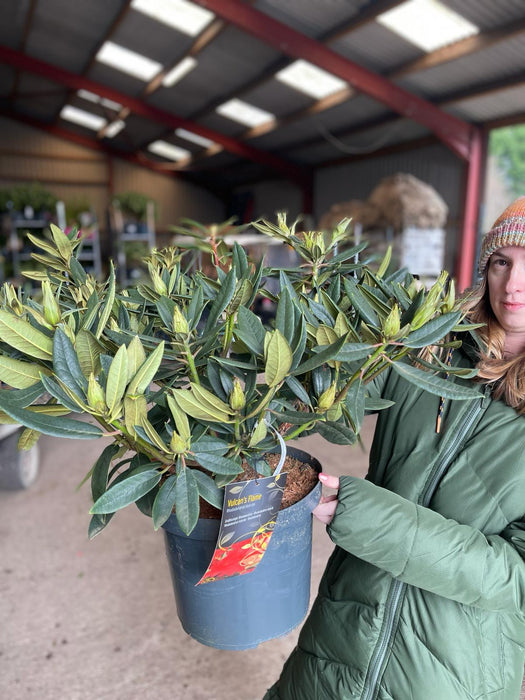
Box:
181, 15, 524, 171
0, 45, 308, 185
192, 0, 475, 161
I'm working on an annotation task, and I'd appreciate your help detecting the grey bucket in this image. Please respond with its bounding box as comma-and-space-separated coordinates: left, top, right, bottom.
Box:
162, 447, 321, 650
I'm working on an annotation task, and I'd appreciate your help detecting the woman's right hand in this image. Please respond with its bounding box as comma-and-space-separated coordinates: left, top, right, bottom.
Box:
313, 473, 340, 525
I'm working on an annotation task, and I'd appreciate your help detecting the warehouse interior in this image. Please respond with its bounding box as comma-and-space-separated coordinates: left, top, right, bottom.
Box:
1, 1, 524, 698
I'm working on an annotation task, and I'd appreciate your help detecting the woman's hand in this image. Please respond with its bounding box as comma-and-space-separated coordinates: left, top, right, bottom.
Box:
313, 473, 340, 525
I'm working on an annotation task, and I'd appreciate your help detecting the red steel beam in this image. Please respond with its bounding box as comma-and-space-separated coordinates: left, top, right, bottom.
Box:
455, 129, 484, 292
0, 45, 308, 185
193, 0, 474, 161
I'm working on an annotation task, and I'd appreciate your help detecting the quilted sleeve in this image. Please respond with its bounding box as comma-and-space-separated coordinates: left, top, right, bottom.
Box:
327, 475, 525, 616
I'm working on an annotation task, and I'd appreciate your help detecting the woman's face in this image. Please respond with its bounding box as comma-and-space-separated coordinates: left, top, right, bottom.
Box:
487, 246, 525, 355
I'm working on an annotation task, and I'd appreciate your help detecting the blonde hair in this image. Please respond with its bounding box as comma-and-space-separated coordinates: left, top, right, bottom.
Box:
462, 273, 525, 413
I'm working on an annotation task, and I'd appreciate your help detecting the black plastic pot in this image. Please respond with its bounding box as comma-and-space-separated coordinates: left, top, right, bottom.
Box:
162, 447, 321, 650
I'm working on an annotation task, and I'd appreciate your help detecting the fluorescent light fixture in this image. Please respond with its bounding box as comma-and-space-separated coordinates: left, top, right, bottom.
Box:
96, 41, 163, 81
162, 56, 197, 87
131, 0, 214, 36
148, 140, 191, 161
77, 89, 122, 112
377, 0, 478, 52
104, 120, 126, 139
60, 105, 107, 131
175, 128, 215, 148
276, 59, 347, 99
216, 98, 274, 127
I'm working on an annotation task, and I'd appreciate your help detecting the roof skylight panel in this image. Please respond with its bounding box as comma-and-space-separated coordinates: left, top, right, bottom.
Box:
96, 41, 163, 81
377, 0, 478, 52
216, 99, 275, 128
131, 0, 214, 36
60, 105, 107, 131
148, 140, 192, 161
276, 60, 347, 99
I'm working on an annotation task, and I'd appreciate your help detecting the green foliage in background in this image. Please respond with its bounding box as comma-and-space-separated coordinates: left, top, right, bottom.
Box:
490, 124, 525, 198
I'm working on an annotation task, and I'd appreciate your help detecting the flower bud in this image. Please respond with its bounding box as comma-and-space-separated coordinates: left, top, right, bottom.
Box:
170, 430, 188, 455
229, 377, 246, 411
172, 305, 189, 335
87, 373, 106, 413
382, 303, 401, 339
148, 264, 168, 296
318, 383, 336, 412
42, 280, 61, 325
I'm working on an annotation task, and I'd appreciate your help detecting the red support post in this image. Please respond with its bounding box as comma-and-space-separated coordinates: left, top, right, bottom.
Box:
455, 128, 484, 291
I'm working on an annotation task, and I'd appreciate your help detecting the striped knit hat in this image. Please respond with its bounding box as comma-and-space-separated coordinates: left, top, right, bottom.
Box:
479, 196, 525, 274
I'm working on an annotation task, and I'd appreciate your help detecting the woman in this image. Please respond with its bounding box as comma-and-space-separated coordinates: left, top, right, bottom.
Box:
264, 197, 525, 700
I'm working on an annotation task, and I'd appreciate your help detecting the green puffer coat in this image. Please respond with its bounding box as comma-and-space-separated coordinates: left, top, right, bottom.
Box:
265, 345, 525, 700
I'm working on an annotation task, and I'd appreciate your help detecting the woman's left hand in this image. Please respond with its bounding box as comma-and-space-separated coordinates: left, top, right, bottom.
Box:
313, 473, 340, 525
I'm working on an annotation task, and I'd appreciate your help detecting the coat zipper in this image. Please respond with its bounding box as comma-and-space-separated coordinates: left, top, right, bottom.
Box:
360, 396, 484, 700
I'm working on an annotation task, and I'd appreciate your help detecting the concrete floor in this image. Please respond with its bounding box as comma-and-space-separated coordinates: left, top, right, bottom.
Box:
1, 415, 524, 700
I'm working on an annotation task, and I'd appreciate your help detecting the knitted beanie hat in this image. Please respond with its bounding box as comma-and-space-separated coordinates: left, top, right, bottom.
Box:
479, 196, 525, 274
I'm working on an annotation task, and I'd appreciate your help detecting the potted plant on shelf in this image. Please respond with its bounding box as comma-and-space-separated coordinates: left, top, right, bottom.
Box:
2, 182, 58, 221
112, 190, 156, 234
0, 215, 478, 649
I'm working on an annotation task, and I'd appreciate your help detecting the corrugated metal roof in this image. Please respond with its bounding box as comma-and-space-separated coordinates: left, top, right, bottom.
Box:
0, 0, 523, 194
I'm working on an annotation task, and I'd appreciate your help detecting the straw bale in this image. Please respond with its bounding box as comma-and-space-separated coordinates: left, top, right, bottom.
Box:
368, 173, 448, 231
318, 199, 380, 231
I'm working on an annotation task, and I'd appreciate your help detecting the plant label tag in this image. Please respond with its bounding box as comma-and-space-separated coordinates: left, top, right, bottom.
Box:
196, 472, 288, 585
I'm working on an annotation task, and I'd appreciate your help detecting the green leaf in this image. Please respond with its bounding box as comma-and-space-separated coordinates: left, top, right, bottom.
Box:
190, 436, 230, 454
292, 335, 346, 375
125, 335, 147, 382
343, 276, 380, 327
152, 475, 178, 530
284, 375, 312, 407
90, 469, 162, 514
403, 312, 462, 348
2, 381, 46, 407
75, 329, 103, 378
0, 393, 103, 438
95, 262, 116, 339
344, 379, 365, 434
88, 513, 115, 539
275, 288, 296, 344
40, 374, 83, 412
193, 470, 223, 510
69, 256, 88, 285
127, 341, 164, 395
174, 467, 200, 535
264, 329, 293, 387
364, 397, 395, 411
204, 269, 236, 331
191, 452, 243, 476
235, 306, 265, 355
138, 417, 169, 452
53, 328, 87, 395
316, 421, 357, 445
390, 362, 481, 400
105, 344, 128, 413
0, 310, 53, 360
91, 444, 120, 501
0, 356, 44, 388
172, 385, 232, 423
50, 223, 72, 260
156, 296, 176, 331
333, 342, 375, 362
